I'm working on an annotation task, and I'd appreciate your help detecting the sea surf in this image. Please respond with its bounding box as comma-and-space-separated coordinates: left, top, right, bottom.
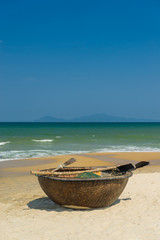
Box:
0, 122, 160, 162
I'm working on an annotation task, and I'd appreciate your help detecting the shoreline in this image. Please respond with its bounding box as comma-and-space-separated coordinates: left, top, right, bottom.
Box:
0, 152, 160, 176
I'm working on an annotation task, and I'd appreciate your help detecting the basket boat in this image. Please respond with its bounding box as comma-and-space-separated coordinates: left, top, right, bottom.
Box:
37, 166, 132, 209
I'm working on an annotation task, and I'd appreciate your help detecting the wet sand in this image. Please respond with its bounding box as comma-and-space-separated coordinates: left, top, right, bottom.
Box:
0, 152, 160, 239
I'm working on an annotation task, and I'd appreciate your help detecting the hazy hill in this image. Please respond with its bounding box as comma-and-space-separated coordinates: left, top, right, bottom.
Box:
35, 115, 67, 122
35, 113, 156, 122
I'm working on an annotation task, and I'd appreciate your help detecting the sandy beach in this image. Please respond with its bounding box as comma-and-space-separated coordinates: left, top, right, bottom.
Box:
0, 152, 160, 240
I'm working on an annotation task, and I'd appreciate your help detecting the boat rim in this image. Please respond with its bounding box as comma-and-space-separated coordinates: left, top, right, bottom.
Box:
37, 171, 133, 182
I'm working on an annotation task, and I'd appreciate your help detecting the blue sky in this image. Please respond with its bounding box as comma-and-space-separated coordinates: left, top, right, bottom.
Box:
0, 0, 160, 121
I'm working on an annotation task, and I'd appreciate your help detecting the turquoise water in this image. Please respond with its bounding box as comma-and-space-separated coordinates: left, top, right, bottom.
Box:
0, 122, 160, 161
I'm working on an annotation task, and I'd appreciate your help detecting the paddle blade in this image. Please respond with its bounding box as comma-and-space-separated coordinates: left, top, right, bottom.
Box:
63, 158, 76, 166
135, 161, 149, 169
117, 163, 135, 172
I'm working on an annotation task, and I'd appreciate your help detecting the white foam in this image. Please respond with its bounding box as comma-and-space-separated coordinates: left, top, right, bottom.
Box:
1, 145, 160, 162
32, 139, 54, 142
55, 136, 62, 138
95, 145, 160, 152
0, 149, 90, 162
0, 141, 10, 146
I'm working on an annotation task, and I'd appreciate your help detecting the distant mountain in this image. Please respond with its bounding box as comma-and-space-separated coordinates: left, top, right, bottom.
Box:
71, 113, 156, 122
35, 115, 67, 122
35, 113, 157, 122
71, 113, 128, 122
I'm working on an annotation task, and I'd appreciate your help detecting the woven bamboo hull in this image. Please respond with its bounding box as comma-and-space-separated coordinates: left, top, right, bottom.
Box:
38, 172, 132, 209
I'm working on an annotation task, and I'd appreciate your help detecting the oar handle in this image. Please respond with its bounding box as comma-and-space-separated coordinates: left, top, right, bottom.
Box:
30, 165, 117, 176
51, 158, 77, 172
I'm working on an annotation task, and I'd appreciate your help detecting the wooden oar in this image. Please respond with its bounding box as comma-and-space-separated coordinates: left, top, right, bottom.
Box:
31, 161, 149, 176
116, 161, 149, 173
52, 158, 77, 172
135, 161, 149, 169
31, 165, 117, 176
30, 157, 77, 176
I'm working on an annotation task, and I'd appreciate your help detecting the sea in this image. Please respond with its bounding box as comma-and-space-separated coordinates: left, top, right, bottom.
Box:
0, 122, 160, 162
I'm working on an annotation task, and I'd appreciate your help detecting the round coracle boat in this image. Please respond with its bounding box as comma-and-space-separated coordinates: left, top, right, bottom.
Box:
37, 167, 132, 209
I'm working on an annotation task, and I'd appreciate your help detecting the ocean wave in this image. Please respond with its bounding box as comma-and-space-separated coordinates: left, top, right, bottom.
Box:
1, 145, 160, 162
0, 141, 10, 146
0, 149, 90, 162
55, 136, 62, 138
32, 139, 54, 142
95, 145, 160, 152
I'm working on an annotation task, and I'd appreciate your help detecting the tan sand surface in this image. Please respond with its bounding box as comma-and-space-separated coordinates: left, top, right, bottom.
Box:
0, 152, 160, 239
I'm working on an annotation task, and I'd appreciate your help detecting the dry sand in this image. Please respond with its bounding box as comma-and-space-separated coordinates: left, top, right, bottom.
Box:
0, 152, 160, 240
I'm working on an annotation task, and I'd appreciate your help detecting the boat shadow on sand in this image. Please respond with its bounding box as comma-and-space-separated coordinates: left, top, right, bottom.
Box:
27, 197, 131, 212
